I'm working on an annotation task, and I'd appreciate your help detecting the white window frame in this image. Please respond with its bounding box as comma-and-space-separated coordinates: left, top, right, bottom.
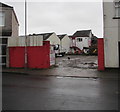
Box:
0, 11, 5, 26
114, 1, 120, 19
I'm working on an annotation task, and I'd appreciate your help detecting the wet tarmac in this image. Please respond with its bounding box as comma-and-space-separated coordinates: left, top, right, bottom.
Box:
3, 73, 118, 110
2, 55, 119, 110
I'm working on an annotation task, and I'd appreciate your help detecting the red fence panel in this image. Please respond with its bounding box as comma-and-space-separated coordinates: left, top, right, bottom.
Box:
9, 41, 50, 69
9, 47, 25, 68
98, 38, 105, 71
27, 41, 50, 68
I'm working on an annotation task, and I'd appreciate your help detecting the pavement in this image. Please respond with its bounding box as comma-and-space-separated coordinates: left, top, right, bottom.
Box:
2, 67, 119, 79
2, 55, 119, 79
2, 72, 119, 110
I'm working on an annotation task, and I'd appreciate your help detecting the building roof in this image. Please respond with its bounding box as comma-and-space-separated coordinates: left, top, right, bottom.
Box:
0, 2, 19, 25
0, 2, 13, 8
29, 32, 54, 40
40, 33, 54, 40
73, 30, 92, 37
57, 34, 67, 40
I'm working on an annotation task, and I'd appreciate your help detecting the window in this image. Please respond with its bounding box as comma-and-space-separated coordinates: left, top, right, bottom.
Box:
114, 1, 120, 19
77, 38, 82, 42
0, 45, 7, 55
0, 12, 5, 26
0, 38, 7, 44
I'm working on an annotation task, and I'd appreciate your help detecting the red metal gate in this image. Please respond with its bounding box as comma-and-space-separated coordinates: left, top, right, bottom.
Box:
9, 41, 50, 68
27, 41, 50, 68
9, 47, 25, 68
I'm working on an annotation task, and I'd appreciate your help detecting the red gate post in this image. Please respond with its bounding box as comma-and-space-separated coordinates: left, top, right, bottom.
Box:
98, 38, 105, 71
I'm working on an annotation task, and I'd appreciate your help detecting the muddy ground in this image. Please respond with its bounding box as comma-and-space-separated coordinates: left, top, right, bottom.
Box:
56, 55, 98, 69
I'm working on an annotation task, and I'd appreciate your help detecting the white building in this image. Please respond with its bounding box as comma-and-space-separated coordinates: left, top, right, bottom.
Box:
0, 2, 19, 67
103, 0, 120, 68
73, 30, 93, 50
70, 30, 93, 54
57, 34, 71, 53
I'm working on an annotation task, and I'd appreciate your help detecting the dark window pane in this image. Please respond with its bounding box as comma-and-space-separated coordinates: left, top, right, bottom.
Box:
0, 38, 8, 44
2, 38, 8, 44
0, 45, 7, 55
2, 56, 6, 63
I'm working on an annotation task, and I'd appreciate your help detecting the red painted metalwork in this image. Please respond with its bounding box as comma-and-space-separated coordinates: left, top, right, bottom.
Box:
9, 41, 50, 68
9, 47, 25, 68
70, 46, 82, 54
27, 41, 50, 68
98, 38, 105, 71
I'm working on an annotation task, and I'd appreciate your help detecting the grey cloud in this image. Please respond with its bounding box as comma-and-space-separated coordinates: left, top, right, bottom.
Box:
1, 1, 103, 37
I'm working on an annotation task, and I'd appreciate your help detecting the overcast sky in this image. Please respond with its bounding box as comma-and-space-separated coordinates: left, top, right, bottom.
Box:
1, 0, 103, 37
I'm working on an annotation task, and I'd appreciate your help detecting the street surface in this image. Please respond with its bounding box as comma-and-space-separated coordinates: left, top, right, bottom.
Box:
2, 55, 119, 110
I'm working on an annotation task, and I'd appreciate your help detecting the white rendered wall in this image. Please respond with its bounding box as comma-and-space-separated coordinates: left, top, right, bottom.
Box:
47, 33, 60, 45
61, 35, 71, 53
12, 11, 19, 37
103, 1, 119, 68
76, 37, 89, 50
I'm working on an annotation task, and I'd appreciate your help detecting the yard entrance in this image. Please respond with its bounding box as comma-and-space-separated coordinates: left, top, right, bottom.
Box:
56, 55, 98, 69
52, 55, 98, 77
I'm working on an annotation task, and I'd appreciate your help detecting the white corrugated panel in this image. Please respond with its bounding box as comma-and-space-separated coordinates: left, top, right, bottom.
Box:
29, 36, 34, 46
8, 35, 43, 47
29, 36, 33, 46
18, 37, 26, 46
36, 36, 40, 46
29, 35, 43, 46
37, 35, 43, 46
26, 36, 30, 46
33, 36, 36, 46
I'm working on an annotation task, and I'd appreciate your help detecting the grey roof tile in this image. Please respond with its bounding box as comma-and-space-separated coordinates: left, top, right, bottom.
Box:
73, 30, 91, 37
